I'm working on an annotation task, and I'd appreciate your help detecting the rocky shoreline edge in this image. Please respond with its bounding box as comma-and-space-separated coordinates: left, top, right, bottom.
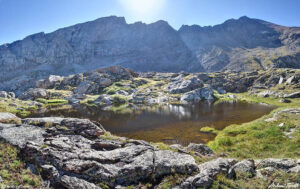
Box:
0, 112, 299, 189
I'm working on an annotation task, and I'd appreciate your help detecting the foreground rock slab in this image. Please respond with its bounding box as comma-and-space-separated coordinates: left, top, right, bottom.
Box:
0, 116, 198, 188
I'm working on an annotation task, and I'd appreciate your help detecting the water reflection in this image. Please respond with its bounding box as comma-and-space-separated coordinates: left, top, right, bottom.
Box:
31, 101, 275, 145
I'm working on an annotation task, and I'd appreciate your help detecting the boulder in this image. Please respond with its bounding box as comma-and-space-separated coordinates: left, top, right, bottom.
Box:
166, 76, 203, 94
23, 117, 106, 138
228, 160, 256, 178
180, 89, 201, 103
280, 98, 291, 103
0, 91, 8, 98
288, 165, 300, 173
257, 90, 275, 98
283, 91, 300, 98
0, 112, 21, 124
286, 76, 295, 84
8, 92, 15, 99
184, 143, 214, 156
18, 88, 48, 100
200, 87, 215, 100
36, 75, 63, 89
94, 95, 113, 106
256, 158, 297, 170
73, 81, 93, 94
0, 123, 45, 148
217, 87, 226, 94
181, 158, 237, 188
154, 150, 198, 178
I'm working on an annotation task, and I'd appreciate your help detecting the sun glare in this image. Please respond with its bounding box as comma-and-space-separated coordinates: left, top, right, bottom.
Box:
118, 0, 166, 17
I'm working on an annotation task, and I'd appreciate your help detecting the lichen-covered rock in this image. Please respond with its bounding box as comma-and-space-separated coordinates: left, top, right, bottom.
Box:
181, 158, 237, 188
0, 115, 199, 188
228, 159, 256, 178
184, 143, 214, 156
256, 158, 298, 170
23, 117, 106, 138
0, 123, 45, 148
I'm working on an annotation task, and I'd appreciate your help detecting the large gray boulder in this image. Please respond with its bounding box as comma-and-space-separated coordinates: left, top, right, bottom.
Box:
0, 123, 45, 148
180, 89, 202, 103
18, 88, 48, 100
184, 143, 214, 156
228, 159, 256, 178
180, 87, 215, 103
256, 158, 298, 170
200, 87, 215, 100
181, 158, 237, 188
166, 75, 203, 94
0, 91, 8, 98
22, 117, 106, 138
36, 75, 64, 89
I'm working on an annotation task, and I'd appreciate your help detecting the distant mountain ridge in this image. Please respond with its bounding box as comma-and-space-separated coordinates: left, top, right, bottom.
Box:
0, 16, 299, 93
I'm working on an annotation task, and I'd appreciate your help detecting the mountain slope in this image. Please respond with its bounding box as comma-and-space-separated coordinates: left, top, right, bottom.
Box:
0, 16, 200, 93
0, 16, 299, 93
179, 16, 300, 72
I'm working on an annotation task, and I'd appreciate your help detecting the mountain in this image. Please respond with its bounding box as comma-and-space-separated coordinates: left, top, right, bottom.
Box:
179, 16, 300, 72
0, 16, 299, 93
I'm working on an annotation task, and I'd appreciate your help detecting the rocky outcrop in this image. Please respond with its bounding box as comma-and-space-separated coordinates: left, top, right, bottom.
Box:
0, 114, 299, 188
181, 158, 237, 188
0, 91, 15, 99
180, 87, 215, 103
0, 115, 198, 188
165, 75, 203, 94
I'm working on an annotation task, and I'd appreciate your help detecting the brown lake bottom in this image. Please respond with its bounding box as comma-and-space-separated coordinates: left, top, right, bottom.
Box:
31, 101, 275, 145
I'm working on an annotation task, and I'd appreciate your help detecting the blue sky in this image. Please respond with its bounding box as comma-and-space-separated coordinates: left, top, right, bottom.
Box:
0, 0, 299, 44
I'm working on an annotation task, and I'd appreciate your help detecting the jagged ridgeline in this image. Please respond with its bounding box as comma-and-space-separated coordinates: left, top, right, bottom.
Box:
0, 16, 299, 93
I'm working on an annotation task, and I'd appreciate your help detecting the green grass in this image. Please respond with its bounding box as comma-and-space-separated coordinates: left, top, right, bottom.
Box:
208, 108, 300, 159
0, 98, 35, 117
36, 98, 68, 104
211, 170, 299, 189
151, 142, 177, 151
0, 140, 43, 188
103, 81, 132, 95
200, 126, 220, 134
209, 93, 300, 158
111, 94, 128, 104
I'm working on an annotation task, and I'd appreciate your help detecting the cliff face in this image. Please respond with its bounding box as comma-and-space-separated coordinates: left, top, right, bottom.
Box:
0, 16, 299, 93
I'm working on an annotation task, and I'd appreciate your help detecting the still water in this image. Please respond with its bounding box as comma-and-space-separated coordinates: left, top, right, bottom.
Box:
31, 101, 275, 145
